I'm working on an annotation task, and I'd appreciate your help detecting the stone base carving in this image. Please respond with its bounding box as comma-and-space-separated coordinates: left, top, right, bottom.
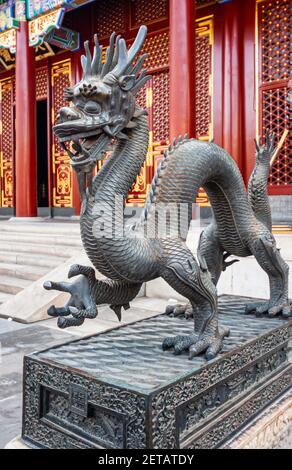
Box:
22, 295, 292, 449
223, 388, 292, 449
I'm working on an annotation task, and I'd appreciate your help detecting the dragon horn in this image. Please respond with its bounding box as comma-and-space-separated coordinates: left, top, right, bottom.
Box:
111, 34, 121, 69
127, 25, 147, 67
91, 34, 102, 75
112, 38, 128, 77
131, 53, 148, 77
101, 32, 116, 77
110, 25, 147, 78
82, 41, 92, 78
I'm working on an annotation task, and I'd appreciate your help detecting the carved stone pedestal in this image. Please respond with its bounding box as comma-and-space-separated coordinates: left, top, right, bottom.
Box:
22, 295, 292, 449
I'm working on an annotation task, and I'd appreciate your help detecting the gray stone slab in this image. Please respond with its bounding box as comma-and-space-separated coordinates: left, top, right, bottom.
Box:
0, 394, 22, 449
0, 323, 70, 449
0, 325, 71, 371
0, 318, 30, 334
22, 295, 292, 449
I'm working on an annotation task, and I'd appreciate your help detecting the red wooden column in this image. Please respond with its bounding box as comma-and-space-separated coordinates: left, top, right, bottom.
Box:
213, 0, 256, 184
15, 21, 37, 217
221, 0, 245, 174
222, 0, 255, 179
241, 0, 256, 184
169, 0, 196, 140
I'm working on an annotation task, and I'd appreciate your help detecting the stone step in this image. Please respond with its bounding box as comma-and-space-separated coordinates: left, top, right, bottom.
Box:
0, 241, 81, 257
0, 263, 48, 281
0, 275, 31, 294
0, 222, 81, 236
0, 251, 67, 268
0, 220, 86, 321
0, 232, 82, 247
0, 291, 14, 304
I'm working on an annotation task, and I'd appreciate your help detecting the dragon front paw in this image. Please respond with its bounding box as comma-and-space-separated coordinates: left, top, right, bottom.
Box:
268, 302, 291, 317
162, 327, 230, 360
245, 300, 291, 317
43, 269, 98, 329
165, 302, 194, 319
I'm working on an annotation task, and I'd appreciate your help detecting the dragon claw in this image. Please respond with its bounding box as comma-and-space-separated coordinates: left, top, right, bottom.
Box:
162, 327, 229, 360
47, 305, 57, 316
245, 300, 291, 317
47, 305, 72, 317
268, 302, 291, 317
57, 316, 85, 328
164, 302, 194, 319
44, 269, 98, 328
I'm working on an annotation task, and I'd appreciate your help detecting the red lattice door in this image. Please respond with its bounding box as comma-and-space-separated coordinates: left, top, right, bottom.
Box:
258, 0, 291, 195
0, 76, 14, 208
127, 30, 170, 206
51, 59, 73, 208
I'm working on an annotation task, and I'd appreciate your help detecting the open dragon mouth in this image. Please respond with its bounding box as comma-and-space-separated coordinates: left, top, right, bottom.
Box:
57, 129, 111, 169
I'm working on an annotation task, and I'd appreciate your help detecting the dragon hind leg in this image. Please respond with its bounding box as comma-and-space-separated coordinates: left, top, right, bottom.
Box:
164, 223, 230, 320
246, 234, 291, 317
160, 248, 229, 360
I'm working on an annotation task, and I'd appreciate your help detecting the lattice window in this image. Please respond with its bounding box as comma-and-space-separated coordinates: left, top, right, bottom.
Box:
137, 31, 169, 71
131, 0, 168, 27
0, 77, 14, 208
136, 85, 147, 111
51, 59, 72, 208
36, 67, 48, 101
195, 17, 213, 140
258, 0, 291, 191
261, 86, 291, 186
128, 29, 170, 201
152, 71, 169, 142
260, 0, 290, 83
96, 0, 127, 39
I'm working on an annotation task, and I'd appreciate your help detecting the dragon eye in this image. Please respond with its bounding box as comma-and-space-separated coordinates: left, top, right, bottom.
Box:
84, 101, 101, 114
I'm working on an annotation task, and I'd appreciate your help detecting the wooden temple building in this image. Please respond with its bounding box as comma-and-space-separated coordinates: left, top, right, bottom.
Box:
0, 0, 290, 220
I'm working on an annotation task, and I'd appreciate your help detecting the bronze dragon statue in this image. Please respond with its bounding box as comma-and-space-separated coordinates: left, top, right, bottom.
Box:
44, 26, 291, 360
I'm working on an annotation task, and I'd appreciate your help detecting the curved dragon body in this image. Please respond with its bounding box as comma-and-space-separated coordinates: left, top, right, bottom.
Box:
144, 138, 256, 257
81, 120, 258, 283
45, 26, 291, 360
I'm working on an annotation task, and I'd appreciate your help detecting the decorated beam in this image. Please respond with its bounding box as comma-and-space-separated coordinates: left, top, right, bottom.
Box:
28, 8, 80, 50
0, 46, 14, 68
0, 0, 18, 32
0, 27, 16, 52
0, 1, 84, 51
45, 25, 79, 51
0, 0, 19, 53
26, 0, 95, 19
28, 7, 65, 46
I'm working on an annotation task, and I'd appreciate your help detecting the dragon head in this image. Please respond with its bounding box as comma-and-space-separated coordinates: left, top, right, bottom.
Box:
254, 129, 276, 164
53, 25, 150, 170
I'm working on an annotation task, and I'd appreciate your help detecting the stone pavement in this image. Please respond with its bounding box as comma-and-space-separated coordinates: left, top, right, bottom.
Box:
0, 296, 169, 449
